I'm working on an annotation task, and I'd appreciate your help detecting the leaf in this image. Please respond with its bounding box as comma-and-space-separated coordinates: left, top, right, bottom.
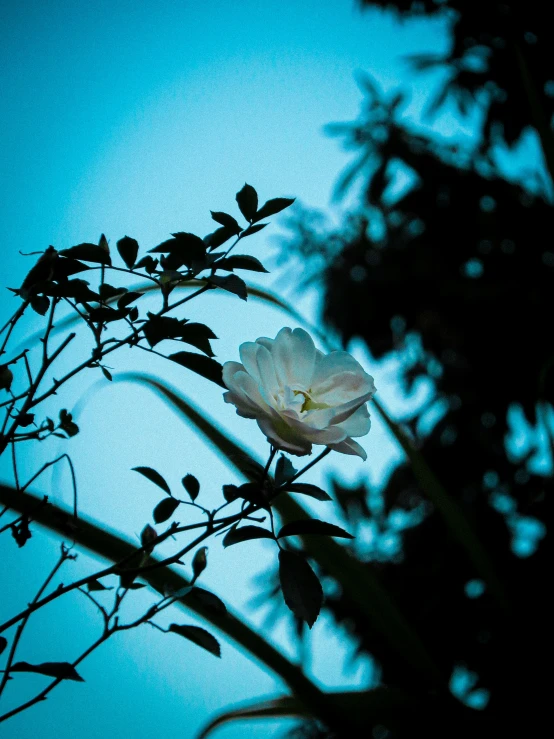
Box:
101, 367, 113, 381
275, 455, 297, 487
285, 483, 332, 502
126, 582, 147, 590
117, 236, 139, 269
30, 294, 50, 315
236, 183, 258, 222
187, 587, 227, 616
277, 519, 354, 539
168, 624, 221, 658
278, 550, 323, 628
210, 211, 242, 234
132, 466, 171, 495
253, 197, 295, 223
209, 274, 247, 300
192, 546, 208, 579
143, 315, 189, 347
215, 255, 268, 273
10, 661, 85, 682
240, 223, 267, 238
235, 482, 269, 509
60, 243, 111, 265
222, 484, 239, 502
86, 306, 129, 324
99, 283, 127, 301
149, 232, 207, 268
0, 636, 7, 656
179, 322, 217, 357
223, 525, 274, 547
117, 291, 143, 309
169, 351, 225, 388
135, 255, 158, 273
182, 474, 200, 501
153, 497, 180, 523
87, 579, 113, 592
204, 226, 236, 251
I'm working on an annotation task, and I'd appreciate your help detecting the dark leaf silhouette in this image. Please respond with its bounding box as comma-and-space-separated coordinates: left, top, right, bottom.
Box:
278, 550, 323, 628
236, 183, 258, 222
153, 497, 180, 523
223, 525, 274, 547
182, 474, 200, 500
10, 661, 85, 682
209, 274, 248, 301
132, 466, 171, 495
116, 236, 139, 269
277, 519, 354, 539
253, 197, 295, 222
168, 624, 221, 658
169, 351, 225, 388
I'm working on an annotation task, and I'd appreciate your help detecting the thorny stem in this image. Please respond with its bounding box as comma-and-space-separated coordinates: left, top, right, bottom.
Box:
0, 444, 330, 636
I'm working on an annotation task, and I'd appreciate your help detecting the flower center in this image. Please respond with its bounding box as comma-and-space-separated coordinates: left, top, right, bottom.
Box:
293, 389, 330, 413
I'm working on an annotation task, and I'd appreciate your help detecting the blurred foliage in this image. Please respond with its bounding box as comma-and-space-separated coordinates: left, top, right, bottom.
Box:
277, 2, 553, 737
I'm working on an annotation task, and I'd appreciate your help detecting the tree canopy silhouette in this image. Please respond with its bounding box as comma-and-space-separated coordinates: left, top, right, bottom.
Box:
282, 2, 552, 736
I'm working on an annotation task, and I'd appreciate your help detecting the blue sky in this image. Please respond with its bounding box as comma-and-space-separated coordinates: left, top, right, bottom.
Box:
0, 2, 453, 737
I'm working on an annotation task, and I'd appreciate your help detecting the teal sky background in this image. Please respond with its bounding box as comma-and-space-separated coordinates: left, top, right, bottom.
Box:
0, 2, 476, 738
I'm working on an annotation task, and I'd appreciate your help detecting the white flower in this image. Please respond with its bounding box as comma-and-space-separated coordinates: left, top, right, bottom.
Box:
222, 327, 376, 459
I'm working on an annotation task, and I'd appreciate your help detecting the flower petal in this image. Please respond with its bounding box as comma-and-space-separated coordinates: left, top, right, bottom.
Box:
272, 327, 316, 388
328, 437, 367, 460
335, 404, 371, 438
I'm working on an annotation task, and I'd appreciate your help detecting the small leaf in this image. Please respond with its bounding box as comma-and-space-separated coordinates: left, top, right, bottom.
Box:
277, 519, 354, 539
87, 579, 113, 592
179, 323, 217, 357
236, 183, 258, 222
10, 661, 85, 682
209, 274, 247, 300
182, 474, 200, 501
153, 497, 180, 523
188, 587, 227, 615
169, 352, 225, 388
135, 255, 158, 273
275, 456, 297, 487
241, 223, 267, 238
204, 226, 236, 251
99, 283, 127, 301
0, 636, 7, 656
143, 315, 189, 347
278, 550, 323, 628
16, 412, 35, 427
192, 546, 208, 579
118, 291, 143, 309
223, 525, 274, 547
101, 367, 113, 381
222, 484, 239, 502
235, 482, 269, 509
132, 466, 171, 495
253, 197, 295, 223
215, 255, 268, 273
210, 211, 242, 234
87, 306, 129, 324
117, 236, 139, 269
0, 365, 14, 392
60, 243, 111, 265
30, 294, 50, 315
168, 624, 221, 657
126, 582, 147, 590
286, 483, 332, 501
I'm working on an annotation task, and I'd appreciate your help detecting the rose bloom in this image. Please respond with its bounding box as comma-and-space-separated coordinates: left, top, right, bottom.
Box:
223, 327, 376, 458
